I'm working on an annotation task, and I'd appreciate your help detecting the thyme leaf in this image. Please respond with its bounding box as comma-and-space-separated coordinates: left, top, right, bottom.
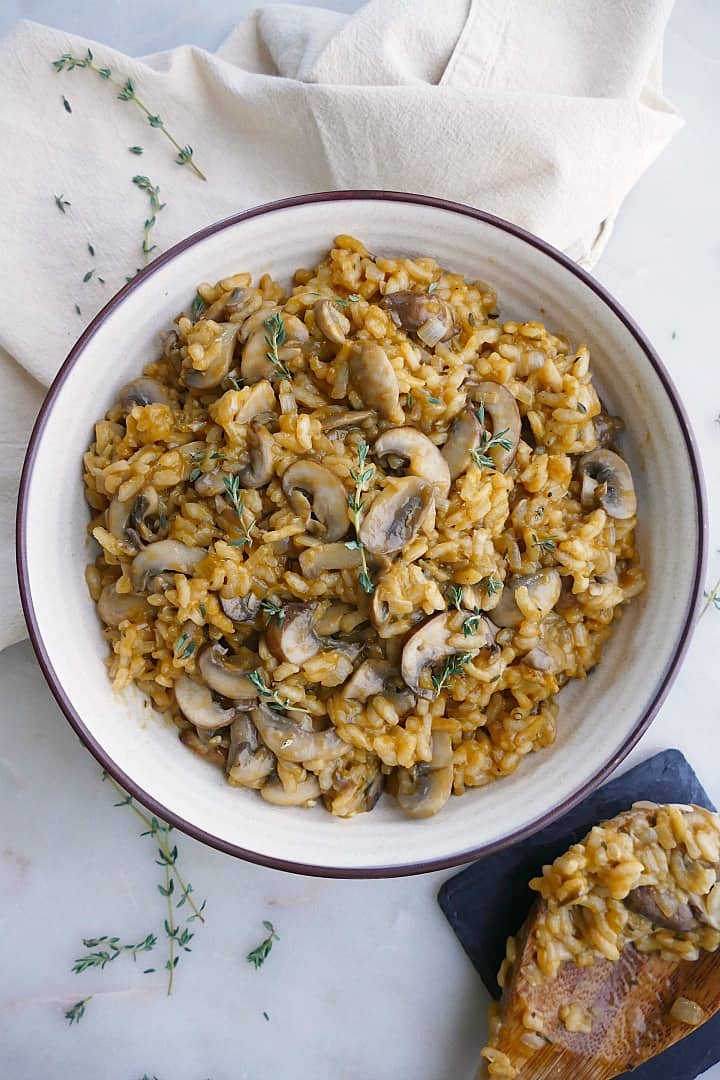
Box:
247, 921, 279, 969
132, 174, 165, 263
246, 671, 311, 715
431, 653, 474, 696
65, 997, 91, 1026
263, 313, 291, 381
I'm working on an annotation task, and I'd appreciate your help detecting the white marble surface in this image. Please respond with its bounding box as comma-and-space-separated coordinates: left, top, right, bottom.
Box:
2, 2, 720, 1078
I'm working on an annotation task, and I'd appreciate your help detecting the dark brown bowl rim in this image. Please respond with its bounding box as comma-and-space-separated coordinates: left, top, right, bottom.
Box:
16, 190, 707, 879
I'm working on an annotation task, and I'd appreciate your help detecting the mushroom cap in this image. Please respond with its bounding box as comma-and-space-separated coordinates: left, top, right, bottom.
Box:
380, 291, 455, 345
96, 585, 149, 628
400, 613, 461, 699
131, 540, 205, 590
347, 342, 400, 421
220, 592, 261, 623
226, 715, 275, 789
374, 427, 451, 498
624, 885, 701, 933
489, 569, 562, 629
261, 773, 321, 807
174, 675, 236, 731
281, 460, 350, 542
466, 381, 521, 472
395, 732, 454, 819
251, 703, 348, 763
442, 408, 483, 481
118, 377, 173, 411
197, 644, 260, 702
232, 424, 274, 489
184, 323, 239, 389
358, 476, 434, 555
241, 314, 308, 383
577, 449, 637, 520
313, 298, 350, 344
265, 603, 321, 665
341, 658, 416, 714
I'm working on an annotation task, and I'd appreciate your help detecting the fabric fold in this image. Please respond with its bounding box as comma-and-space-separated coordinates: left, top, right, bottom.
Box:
0, 0, 681, 649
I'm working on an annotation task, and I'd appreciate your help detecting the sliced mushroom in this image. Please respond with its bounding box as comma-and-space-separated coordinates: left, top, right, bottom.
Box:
281, 461, 349, 542
241, 314, 308, 383
577, 449, 637, 520
348, 342, 400, 421
179, 728, 227, 768
96, 584, 149, 628
233, 424, 273, 489
131, 540, 206, 590
323, 409, 374, 432
194, 471, 227, 497
298, 543, 389, 580
174, 675, 236, 731
118, 377, 173, 411
324, 766, 384, 817
299, 542, 363, 579
594, 409, 625, 449
108, 488, 165, 551
197, 644, 259, 703
358, 477, 434, 555
220, 592, 261, 623
466, 381, 521, 472
251, 703, 348, 763
211, 381, 276, 436
184, 323, 239, 390
224, 287, 263, 322
381, 291, 455, 346
374, 428, 451, 498
314, 298, 350, 344
341, 659, 416, 714
442, 408, 483, 480
625, 885, 699, 933
226, 715, 275, 788
395, 732, 454, 819
401, 614, 459, 699
261, 773, 321, 807
266, 603, 321, 664
489, 569, 562, 629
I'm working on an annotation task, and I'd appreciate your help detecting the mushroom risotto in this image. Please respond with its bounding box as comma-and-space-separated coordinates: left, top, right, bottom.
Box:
83, 235, 644, 819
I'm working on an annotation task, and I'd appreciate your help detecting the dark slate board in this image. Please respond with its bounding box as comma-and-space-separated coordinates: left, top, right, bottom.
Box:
438, 750, 719, 1080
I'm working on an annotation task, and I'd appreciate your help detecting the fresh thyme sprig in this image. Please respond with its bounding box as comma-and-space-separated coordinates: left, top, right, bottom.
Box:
263, 313, 291, 380
73, 933, 157, 974
532, 533, 558, 554
65, 997, 91, 1026
471, 424, 513, 471
52, 50, 207, 181
348, 441, 375, 594
132, 175, 165, 263
101, 774, 206, 995
247, 921, 279, 969
431, 652, 474, 696
447, 585, 485, 637
260, 599, 285, 624
223, 475, 256, 547
246, 670, 311, 715
700, 575, 720, 620
54, 193, 71, 214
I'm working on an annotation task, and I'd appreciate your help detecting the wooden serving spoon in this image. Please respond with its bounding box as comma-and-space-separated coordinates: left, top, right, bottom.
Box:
483, 807, 720, 1079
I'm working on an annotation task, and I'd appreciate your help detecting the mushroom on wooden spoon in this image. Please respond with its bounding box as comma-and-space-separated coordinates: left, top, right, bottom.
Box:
480, 803, 720, 1079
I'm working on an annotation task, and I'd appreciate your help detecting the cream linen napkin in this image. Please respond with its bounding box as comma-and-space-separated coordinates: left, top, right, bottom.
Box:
0, 0, 681, 649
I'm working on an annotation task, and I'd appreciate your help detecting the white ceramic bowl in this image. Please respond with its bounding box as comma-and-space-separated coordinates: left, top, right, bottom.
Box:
17, 193, 706, 877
